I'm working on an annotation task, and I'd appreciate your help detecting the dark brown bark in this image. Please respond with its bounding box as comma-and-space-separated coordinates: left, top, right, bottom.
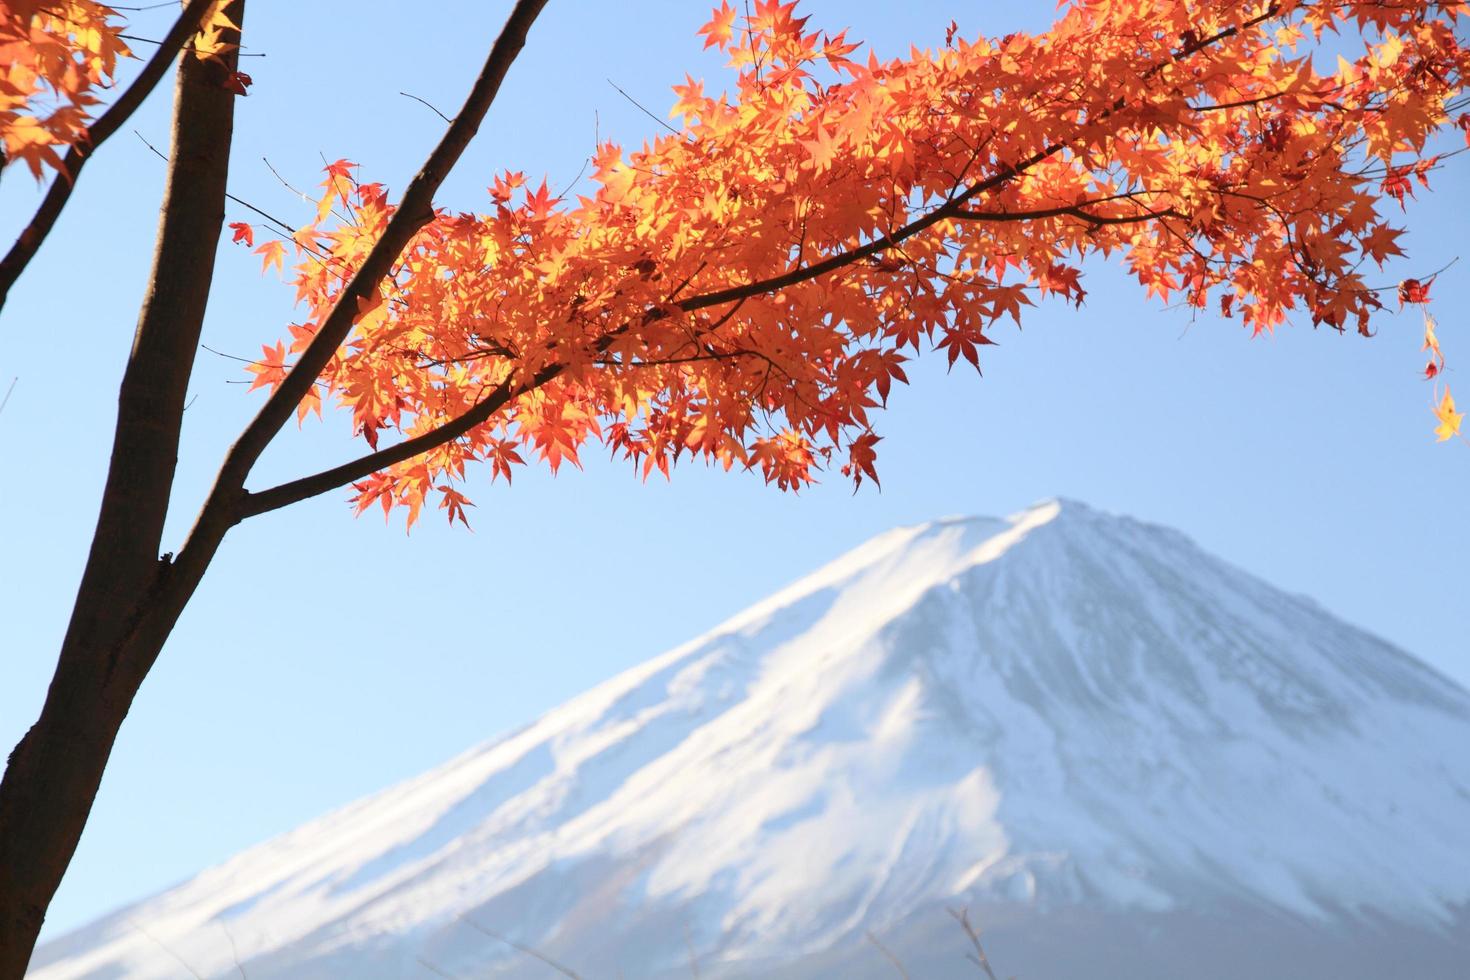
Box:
0, 6, 246, 975
0, 3, 550, 974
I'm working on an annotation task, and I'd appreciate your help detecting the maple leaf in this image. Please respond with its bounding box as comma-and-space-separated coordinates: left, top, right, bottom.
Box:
2, 115, 67, 181
1381, 167, 1413, 206
436, 485, 474, 528
698, 2, 737, 50
489, 169, 525, 204
228, 222, 253, 247
802, 124, 839, 173
1398, 278, 1431, 306
221, 71, 252, 96
841, 432, 881, 490
316, 159, 356, 223
245, 341, 288, 392
193, 0, 242, 64
1433, 387, 1463, 442
255, 239, 287, 275
1358, 224, 1405, 266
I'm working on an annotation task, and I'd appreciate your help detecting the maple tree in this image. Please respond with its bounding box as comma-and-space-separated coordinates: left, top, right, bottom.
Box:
0, 0, 1467, 972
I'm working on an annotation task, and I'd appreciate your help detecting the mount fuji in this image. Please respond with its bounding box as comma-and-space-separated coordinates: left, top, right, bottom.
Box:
29, 500, 1470, 979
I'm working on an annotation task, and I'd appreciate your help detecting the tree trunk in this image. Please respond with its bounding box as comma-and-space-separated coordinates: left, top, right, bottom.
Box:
0, 7, 243, 974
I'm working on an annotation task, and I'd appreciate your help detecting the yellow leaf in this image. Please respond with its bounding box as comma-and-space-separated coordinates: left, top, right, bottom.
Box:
1434, 387, 1463, 442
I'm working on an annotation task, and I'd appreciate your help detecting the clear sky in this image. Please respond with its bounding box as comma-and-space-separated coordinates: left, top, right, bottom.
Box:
2, 0, 1467, 940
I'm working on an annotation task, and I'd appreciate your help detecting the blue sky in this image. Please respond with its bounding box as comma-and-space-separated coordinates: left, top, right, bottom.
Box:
2, 0, 1467, 939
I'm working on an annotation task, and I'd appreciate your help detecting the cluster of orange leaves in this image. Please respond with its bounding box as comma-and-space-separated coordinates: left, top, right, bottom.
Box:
9, 1, 1467, 527
0, 0, 129, 178
229, 0, 1469, 525
0, 1, 243, 180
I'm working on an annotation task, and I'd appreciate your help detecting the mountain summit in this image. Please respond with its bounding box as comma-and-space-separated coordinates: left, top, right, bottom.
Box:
32, 500, 1470, 979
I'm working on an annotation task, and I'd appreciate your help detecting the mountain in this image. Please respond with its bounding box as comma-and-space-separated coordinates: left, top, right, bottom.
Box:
30, 499, 1470, 979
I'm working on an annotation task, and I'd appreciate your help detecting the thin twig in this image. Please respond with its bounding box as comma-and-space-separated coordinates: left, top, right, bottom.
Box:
202, 344, 330, 391
416, 956, 463, 979
134, 132, 298, 236
261, 156, 314, 206
218, 920, 247, 979
456, 914, 583, 979
683, 919, 701, 979
607, 78, 683, 136
200, 343, 258, 365
949, 907, 1003, 980
866, 930, 912, 979
0, 377, 16, 420
118, 33, 266, 55
401, 91, 452, 123
129, 923, 204, 980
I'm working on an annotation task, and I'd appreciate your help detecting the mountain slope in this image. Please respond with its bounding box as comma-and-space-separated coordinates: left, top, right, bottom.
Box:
31, 500, 1470, 979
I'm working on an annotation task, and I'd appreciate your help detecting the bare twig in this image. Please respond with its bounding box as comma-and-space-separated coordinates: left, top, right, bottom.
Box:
130, 922, 205, 980
118, 33, 266, 55
401, 91, 452, 123
683, 919, 701, 979
0, 377, 16, 421
135, 132, 298, 236
949, 907, 1004, 980
456, 914, 584, 979
607, 78, 683, 136
261, 156, 314, 206
218, 919, 248, 979
866, 930, 912, 979
416, 956, 464, 979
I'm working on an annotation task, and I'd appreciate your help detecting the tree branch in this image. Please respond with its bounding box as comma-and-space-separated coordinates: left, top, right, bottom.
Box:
240, 364, 561, 517
206, 0, 548, 502
0, 4, 246, 971
673, 158, 1030, 314
0, 0, 218, 314
234, 4, 1274, 516
670, 4, 1282, 315
953, 201, 1181, 226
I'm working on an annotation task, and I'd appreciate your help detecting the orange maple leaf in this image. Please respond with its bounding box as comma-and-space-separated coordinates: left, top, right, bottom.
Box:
699, 2, 737, 51
255, 239, 287, 275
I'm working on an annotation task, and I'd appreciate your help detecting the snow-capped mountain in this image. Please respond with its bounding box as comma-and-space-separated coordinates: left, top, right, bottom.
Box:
30, 500, 1470, 979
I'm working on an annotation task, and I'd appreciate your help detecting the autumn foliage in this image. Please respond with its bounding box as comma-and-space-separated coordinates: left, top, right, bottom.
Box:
6, 0, 1468, 514
0, 0, 129, 178
2, 2, 1469, 973
0, 1, 244, 180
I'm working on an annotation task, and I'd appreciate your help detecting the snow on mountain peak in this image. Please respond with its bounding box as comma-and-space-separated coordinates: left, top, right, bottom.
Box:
31, 500, 1470, 980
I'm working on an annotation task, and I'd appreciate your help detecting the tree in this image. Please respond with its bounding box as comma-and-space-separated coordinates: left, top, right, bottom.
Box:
1, 0, 1466, 972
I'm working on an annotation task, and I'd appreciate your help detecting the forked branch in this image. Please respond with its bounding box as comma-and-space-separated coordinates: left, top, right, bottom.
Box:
186, 0, 549, 527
